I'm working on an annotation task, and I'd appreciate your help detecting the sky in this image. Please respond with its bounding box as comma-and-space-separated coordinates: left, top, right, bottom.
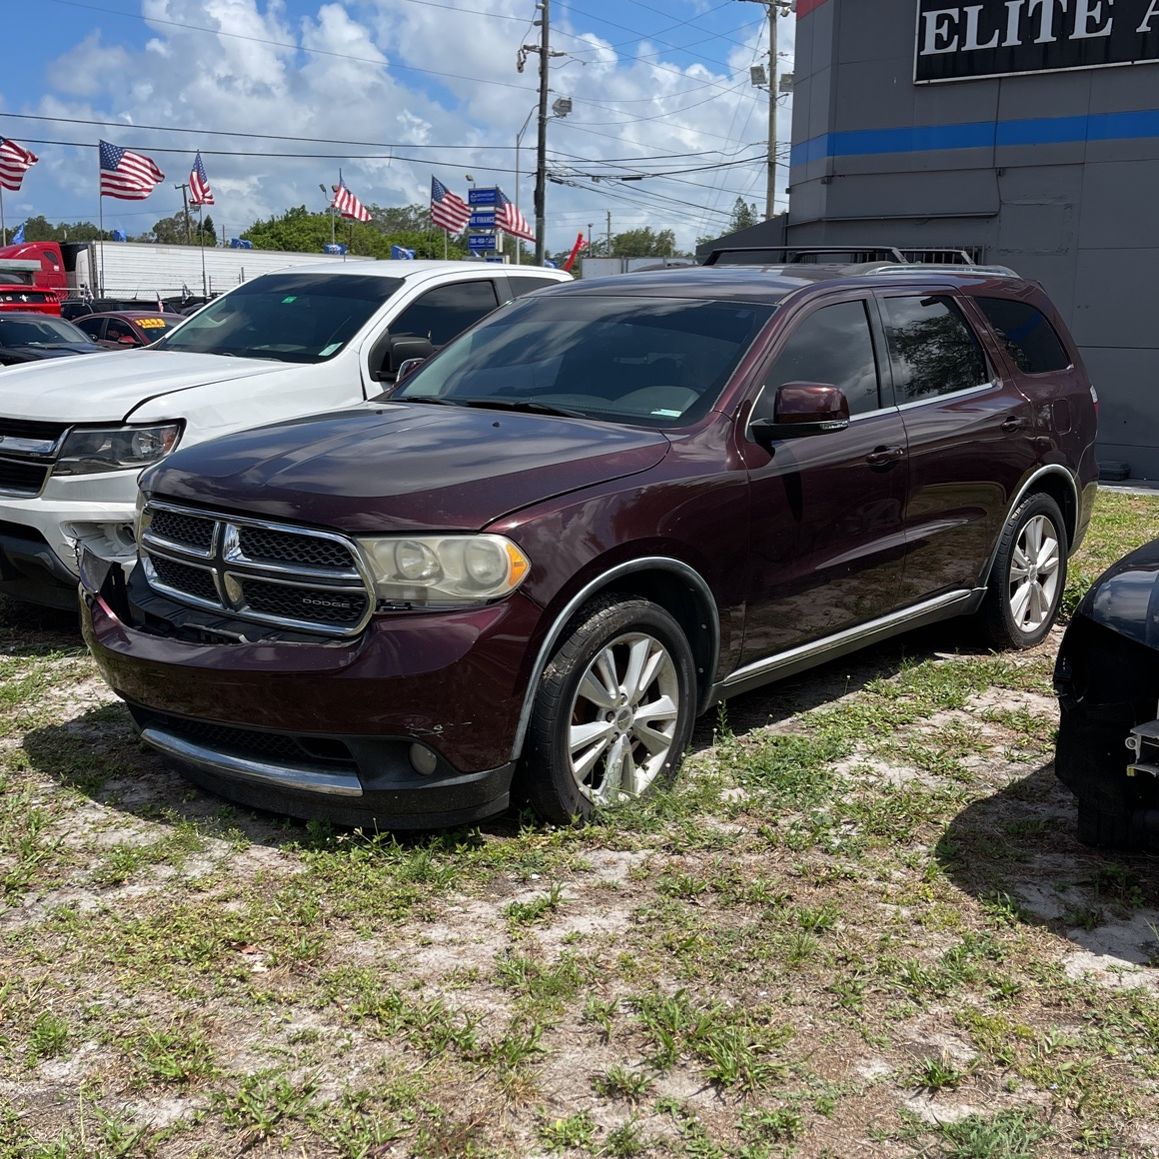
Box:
0, 0, 796, 255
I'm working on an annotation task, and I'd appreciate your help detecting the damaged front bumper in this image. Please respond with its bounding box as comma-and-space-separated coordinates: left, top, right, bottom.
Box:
79, 549, 539, 828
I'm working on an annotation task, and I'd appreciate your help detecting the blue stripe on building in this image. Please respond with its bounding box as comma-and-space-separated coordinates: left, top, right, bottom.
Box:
791, 107, 1159, 166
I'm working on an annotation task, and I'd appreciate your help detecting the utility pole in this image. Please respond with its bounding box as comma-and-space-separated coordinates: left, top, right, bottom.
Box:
741, 0, 792, 219
606, 210, 612, 254
519, 0, 565, 265
174, 181, 191, 243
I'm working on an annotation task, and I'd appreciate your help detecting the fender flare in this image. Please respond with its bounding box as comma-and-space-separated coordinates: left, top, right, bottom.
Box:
509, 556, 720, 763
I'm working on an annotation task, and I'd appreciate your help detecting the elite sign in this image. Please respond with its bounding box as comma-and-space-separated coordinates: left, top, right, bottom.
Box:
914, 0, 1159, 83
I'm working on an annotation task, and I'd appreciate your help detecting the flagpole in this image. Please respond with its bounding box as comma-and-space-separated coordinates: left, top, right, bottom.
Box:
98, 196, 105, 298
443, 228, 448, 260
0, 187, 6, 247
199, 203, 207, 299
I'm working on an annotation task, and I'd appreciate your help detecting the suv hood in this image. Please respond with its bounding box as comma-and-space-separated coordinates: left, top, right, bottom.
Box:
0, 349, 289, 422
145, 402, 671, 532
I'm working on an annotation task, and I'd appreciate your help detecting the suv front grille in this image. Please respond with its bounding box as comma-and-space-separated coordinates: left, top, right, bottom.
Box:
0, 459, 50, 495
139, 500, 372, 637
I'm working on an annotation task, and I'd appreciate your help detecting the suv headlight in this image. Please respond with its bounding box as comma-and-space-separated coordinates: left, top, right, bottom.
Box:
53, 423, 182, 476
357, 534, 530, 607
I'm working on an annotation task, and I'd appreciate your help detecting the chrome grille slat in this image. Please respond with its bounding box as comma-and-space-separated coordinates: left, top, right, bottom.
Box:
139, 500, 373, 638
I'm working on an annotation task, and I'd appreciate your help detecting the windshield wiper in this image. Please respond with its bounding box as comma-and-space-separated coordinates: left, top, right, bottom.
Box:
457, 398, 588, 419
398, 395, 468, 407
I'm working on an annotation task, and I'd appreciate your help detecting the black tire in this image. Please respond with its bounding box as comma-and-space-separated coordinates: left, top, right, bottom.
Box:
979, 493, 1067, 649
1075, 799, 1136, 850
521, 595, 697, 824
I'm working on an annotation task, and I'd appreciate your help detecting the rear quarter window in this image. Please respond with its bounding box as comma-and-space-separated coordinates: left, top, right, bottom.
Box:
975, 296, 1072, 374
507, 275, 561, 298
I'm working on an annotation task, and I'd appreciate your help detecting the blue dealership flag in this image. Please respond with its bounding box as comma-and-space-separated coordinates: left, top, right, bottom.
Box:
111, 229, 127, 241
10, 222, 23, 244
390, 244, 415, 260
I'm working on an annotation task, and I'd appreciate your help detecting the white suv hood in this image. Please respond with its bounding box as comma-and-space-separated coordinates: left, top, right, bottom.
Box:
0, 350, 292, 423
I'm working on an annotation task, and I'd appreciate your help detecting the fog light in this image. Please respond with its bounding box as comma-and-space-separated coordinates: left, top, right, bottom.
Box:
409, 743, 438, 776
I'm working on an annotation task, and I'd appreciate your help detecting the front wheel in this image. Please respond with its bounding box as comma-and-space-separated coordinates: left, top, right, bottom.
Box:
980, 493, 1067, 649
522, 596, 697, 824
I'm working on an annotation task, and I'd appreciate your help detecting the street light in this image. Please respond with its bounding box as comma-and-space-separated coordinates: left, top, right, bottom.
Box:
319, 183, 335, 245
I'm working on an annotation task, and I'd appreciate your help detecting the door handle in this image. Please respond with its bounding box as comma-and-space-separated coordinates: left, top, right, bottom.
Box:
1001, 416, 1026, 432
866, 445, 905, 468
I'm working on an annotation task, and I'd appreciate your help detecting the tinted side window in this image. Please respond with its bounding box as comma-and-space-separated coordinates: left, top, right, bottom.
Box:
507, 275, 558, 299
975, 296, 1070, 374
391, 281, 500, 347
75, 317, 102, 339
105, 319, 136, 343
758, 300, 881, 418
880, 295, 988, 403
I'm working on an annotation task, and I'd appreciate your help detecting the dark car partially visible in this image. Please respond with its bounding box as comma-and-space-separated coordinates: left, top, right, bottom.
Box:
0, 313, 108, 365
1055, 543, 1159, 848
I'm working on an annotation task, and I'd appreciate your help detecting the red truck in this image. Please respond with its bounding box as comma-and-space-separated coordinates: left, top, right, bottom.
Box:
0, 258, 62, 316
0, 239, 358, 309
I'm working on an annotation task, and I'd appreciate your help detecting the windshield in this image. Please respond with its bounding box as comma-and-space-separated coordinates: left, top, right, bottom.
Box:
394, 294, 775, 427
152, 272, 404, 363
0, 317, 89, 346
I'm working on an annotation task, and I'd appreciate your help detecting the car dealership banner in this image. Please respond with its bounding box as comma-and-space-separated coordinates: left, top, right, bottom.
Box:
915, 0, 1159, 83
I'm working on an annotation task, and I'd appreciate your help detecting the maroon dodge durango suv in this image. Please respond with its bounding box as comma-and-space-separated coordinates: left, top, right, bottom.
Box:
81, 261, 1098, 828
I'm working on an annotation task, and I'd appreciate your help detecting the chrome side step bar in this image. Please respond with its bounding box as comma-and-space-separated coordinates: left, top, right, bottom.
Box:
140, 727, 364, 797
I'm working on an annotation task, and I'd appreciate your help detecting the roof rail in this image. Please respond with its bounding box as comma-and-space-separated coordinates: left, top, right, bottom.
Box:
704, 245, 910, 266
857, 262, 1020, 278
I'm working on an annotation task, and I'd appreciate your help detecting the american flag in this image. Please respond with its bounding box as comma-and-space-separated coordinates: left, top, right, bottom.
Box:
331, 183, 371, 223
430, 176, 470, 233
0, 138, 38, 192
99, 140, 165, 200
495, 188, 535, 242
189, 151, 214, 206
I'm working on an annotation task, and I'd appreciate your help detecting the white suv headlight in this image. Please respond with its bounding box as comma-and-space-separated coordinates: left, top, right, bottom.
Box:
53, 423, 183, 476
357, 534, 530, 607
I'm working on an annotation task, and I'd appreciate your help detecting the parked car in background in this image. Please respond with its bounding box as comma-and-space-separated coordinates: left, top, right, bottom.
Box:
73, 310, 184, 348
0, 261, 571, 608
1055, 542, 1159, 849
82, 259, 1098, 830
0, 313, 107, 365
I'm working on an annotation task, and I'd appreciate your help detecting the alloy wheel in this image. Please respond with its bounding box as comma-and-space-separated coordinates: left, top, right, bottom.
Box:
1009, 513, 1061, 634
566, 630, 681, 807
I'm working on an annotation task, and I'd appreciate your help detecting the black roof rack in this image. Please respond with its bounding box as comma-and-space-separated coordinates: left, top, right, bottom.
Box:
702, 245, 989, 268
704, 245, 910, 266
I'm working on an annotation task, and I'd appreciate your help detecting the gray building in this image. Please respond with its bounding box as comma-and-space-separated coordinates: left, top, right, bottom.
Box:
784, 0, 1159, 478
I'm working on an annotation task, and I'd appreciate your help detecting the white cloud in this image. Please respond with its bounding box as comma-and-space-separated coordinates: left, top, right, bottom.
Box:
22, 0, 791, 252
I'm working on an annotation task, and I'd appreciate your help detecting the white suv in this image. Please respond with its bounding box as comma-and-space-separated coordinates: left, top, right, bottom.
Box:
0, 261, 569, 607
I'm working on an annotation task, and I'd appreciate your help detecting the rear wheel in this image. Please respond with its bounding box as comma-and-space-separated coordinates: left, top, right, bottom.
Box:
522, 596, 697, 824
980, 493, 1067, 649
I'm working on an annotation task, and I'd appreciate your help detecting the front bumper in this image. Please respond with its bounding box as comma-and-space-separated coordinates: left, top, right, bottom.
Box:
81, 562, 543, 828
1054, 614, 1159, 844
0, 473, 139, 605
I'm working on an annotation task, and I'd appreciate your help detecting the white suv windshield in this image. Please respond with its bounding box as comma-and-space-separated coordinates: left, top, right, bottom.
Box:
395, 295, 776, 427
154, 272, 405, 363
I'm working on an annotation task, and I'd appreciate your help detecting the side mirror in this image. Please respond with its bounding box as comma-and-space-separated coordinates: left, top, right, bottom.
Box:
375, 335, 435, 382
750, 382, 850, 449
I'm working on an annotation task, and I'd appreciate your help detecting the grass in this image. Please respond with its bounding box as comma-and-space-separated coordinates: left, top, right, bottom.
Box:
1, 489, 1158, 1156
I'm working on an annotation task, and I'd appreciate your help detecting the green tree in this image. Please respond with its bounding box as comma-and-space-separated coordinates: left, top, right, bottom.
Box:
240, 204, 468, 259
728, 197, 760, 232
14, 215, 112, 243
137, 212, 196, 245
610, 227, 677, 257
